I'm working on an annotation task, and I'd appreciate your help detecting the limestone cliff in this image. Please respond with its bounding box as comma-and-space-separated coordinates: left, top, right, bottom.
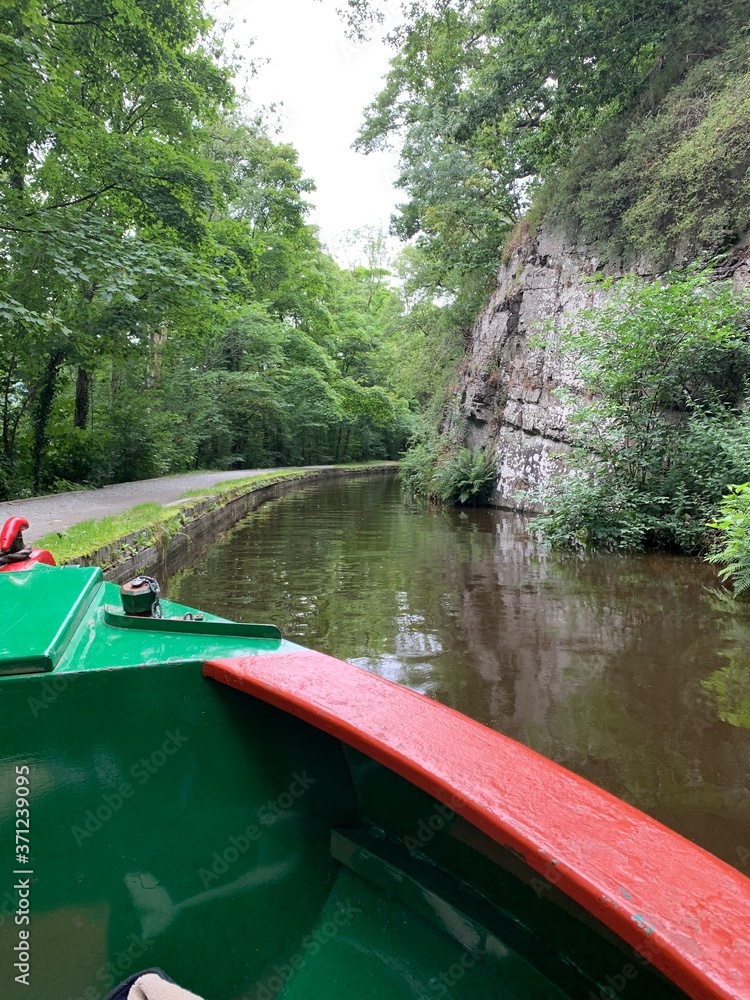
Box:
449, 226, 750, 510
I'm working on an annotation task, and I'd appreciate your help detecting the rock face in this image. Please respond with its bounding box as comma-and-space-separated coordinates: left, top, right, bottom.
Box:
449, 224, 750, 510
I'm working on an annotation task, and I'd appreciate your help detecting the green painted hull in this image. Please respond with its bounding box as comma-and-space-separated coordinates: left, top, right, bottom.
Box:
0, 568, 690, 999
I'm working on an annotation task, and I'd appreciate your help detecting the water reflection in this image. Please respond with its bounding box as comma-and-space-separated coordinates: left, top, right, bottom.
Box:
167, 476, 750, 874
702, 593, 750, 732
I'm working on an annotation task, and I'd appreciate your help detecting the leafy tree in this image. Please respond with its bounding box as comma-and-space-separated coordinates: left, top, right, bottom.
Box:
0, 2, 421, 498
0, 0, 234, 492
539, 38, 750, 268
352, 0, 747, 294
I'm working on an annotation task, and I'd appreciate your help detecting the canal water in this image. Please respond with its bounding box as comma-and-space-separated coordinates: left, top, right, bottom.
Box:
167, 474, 750, 874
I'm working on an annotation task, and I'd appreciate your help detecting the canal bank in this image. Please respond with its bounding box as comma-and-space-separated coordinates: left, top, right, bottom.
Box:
25, 463, 398, 583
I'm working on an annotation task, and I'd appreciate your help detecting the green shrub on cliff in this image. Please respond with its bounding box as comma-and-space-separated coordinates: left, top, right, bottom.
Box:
400, 440, 440, 500
401, 442, 496, 506
534, 269, 750, 552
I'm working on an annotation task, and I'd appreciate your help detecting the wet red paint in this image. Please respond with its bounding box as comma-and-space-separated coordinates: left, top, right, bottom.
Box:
205, 650, 750, 1000
0, 515, 28, 551
0, 549, 56, 572
0, 515, 55, 571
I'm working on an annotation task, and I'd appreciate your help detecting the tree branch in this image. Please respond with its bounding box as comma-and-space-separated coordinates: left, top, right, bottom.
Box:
34, 185, 121, 213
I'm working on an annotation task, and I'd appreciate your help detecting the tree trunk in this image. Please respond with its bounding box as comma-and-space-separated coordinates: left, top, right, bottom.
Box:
148, 321, 169, 388
32, 351, 63, 492
341, 427, 352, 460
74, 367, 92, 429
334, 426, 343, 462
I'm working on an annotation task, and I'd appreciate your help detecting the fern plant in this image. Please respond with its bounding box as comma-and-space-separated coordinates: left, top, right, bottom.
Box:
432, 447, 496, 506
707, 484, 750, 596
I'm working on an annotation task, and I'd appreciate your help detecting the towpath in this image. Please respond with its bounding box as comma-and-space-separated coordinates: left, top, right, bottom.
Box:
0, 467, 331, 545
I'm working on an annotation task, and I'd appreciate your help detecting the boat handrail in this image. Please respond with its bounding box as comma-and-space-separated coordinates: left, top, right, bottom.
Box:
204, 649, 750, 1000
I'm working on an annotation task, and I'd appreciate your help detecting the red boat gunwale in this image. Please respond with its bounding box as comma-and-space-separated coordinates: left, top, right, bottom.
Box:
204, 650, 750, 1000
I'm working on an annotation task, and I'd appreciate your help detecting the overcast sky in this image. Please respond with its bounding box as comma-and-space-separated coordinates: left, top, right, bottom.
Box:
215, 0, 401, 262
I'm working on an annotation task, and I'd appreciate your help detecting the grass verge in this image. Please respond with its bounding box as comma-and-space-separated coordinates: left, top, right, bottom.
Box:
179, 468, 303, 500
36, 503, 172, 564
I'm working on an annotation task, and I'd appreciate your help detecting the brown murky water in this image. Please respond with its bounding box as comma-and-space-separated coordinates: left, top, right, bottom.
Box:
167, 475, 750, 874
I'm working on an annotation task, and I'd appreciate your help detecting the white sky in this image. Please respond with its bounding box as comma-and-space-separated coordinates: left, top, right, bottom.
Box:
215, 0, 402, 263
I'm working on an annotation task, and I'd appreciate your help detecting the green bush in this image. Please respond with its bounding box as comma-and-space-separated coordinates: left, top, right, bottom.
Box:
707, 484, 750, 596
534, 269, 750, 552
533, 476, 665, 552
399, 440, 439, 500
536, 467, 725, 553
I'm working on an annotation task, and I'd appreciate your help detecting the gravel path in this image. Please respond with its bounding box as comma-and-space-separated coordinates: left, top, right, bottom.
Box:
0, 467, 330, 545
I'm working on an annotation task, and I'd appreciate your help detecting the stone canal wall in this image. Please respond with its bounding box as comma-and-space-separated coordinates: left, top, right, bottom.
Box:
66, 464, 399, 584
